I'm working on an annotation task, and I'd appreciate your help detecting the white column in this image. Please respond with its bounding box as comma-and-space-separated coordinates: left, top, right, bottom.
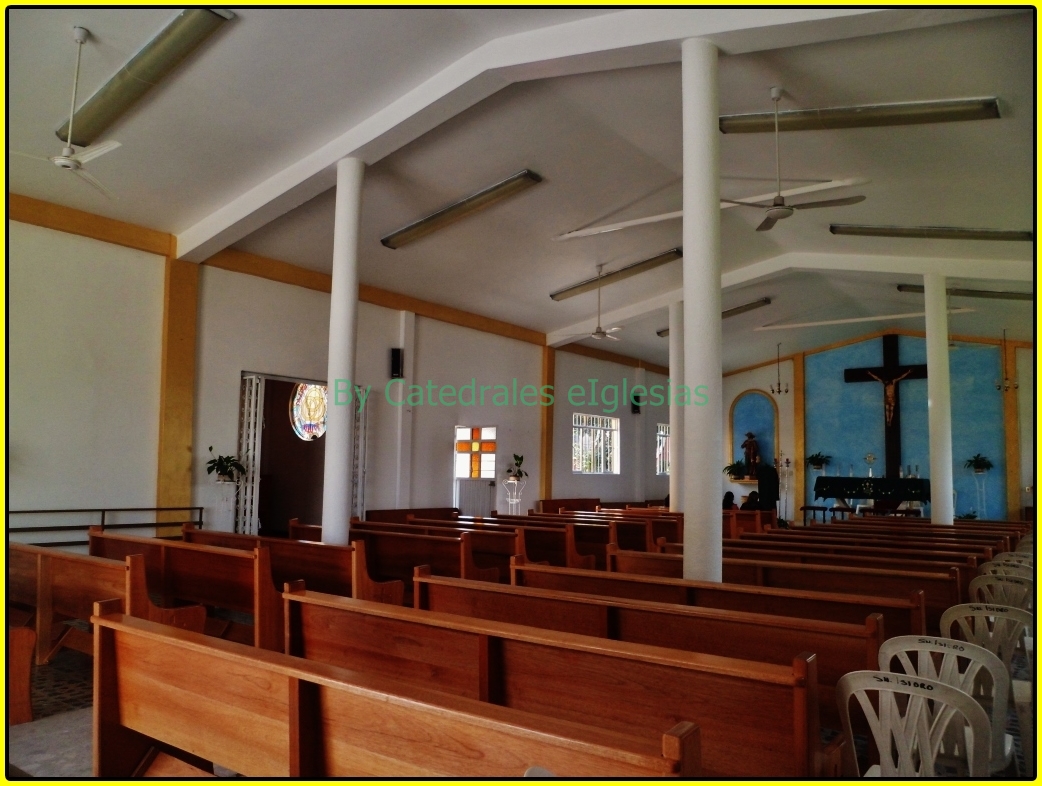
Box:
321, 157, 365, 544
394, 310, 416, 508
668, 301, 685, 511
924, 273, 954, 524
632, 367, 646, 504
681, 38, 722, 581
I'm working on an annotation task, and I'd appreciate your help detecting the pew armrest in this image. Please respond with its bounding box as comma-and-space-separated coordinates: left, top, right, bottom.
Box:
351, 541, 405, 606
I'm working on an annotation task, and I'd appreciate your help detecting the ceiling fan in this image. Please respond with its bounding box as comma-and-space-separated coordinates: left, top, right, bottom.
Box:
722, 87, 865, 231
12, 27, 121, 199
558, 265, 622, 341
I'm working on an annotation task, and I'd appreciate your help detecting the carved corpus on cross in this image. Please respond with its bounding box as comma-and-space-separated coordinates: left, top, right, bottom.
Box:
843, 334, 927, 478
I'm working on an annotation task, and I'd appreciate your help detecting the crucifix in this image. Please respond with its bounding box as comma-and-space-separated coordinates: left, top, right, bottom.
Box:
843, 334, 928, 478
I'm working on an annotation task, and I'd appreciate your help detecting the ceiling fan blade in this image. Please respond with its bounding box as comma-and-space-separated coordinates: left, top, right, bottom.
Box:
71, 140, 121, 164
73, 168, 116, 199
605, 327, 623, 333
756, 216, 777, 232
790, 195, 866, 210
604, 334, 621, 341
720, 198, 770, 209
10, 150, 51, 162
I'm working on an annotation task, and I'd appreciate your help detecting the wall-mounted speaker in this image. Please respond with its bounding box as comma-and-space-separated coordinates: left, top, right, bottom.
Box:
390, 348, 404, 379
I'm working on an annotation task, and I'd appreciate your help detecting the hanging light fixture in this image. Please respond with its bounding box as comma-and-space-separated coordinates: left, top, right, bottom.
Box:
770, 343, 789, 395
996, 329, 1019, 391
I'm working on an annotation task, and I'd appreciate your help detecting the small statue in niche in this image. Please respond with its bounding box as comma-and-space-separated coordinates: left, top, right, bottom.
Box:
741, 432, 760, 479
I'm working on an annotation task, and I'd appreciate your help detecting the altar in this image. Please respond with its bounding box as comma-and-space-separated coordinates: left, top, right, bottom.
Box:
813, 476, 931, 510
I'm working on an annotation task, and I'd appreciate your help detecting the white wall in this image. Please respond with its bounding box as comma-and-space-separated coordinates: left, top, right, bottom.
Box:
9, 222, 164, 512
552, 352, 669, 503
411, 317, 543, 513
193, 267, 329, 528
721, 360, 796, 515
1016, 347, 1034, 513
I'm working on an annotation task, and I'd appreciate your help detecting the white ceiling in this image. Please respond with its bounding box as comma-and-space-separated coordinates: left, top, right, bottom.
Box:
8, 9, 1034, 371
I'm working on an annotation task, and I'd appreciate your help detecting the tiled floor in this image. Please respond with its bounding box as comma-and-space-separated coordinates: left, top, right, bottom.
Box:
30, 648, 94, 720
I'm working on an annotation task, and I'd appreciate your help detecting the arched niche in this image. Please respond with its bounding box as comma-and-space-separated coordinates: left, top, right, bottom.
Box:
729, 389, 779, 471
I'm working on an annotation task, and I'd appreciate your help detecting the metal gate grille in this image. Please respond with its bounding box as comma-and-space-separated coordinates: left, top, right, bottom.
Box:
455, 478, 495, 518
235, 375, 264, 534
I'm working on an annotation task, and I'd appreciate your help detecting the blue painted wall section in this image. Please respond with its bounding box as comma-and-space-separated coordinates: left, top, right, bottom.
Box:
805, 334, 1005, 517
732, 391, 776, 468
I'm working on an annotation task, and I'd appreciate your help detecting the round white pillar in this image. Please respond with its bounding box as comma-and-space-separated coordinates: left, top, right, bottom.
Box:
924, 273, 954, 524
321, 157, 365, 544
668, 300, 685, 512
681, 37, 722, 581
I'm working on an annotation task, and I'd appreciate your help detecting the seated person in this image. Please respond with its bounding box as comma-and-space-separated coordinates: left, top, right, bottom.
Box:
722, 491, 736, 510
740, 491, 760, 510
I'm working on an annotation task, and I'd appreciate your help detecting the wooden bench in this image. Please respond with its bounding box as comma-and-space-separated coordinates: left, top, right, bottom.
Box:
352, 520, 517, 581
511, 557, 926, 636
9, 542, 206, 664
605, 545, 960, 631
746, 530, 997, 561
8, 626, 36, 725
536, 498, 599, 513
365, 506, 459, 523
411, 516, 599, 569
288, 518, 322, 541
494, 510, 675, 548
87, 528, 282, 650
723, 510, 767, 538
806, 521, 1016, 551
412, 567, 880, 728
182, 525, 403, 602
92, 605, 700, 777
283, 586, 823, 777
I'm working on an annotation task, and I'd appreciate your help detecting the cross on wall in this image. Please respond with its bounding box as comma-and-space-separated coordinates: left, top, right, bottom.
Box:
843, 334, 927, 479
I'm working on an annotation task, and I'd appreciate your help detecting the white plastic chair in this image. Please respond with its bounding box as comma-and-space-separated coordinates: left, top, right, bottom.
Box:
940, 603, 1034, 675
992, 551, 1034, 567
979, 561, 1033, 580
969, 574, 1033, 612
836, 670, 992, 776
1015, 537, 1033, 553
878, 635, 1012, 774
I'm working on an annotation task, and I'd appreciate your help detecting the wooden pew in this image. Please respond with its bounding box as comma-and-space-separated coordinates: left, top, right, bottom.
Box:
288, 518, 322, 541
346, 529, 498, 603
605, 545, 960, 631
284, 587, 823, 777
496, 510, 677, 548
536, 497, 599, 513
352, 520, 517, 580
9, 542, 206, 664
181, 525, 403, 602
365, 507, 459, 524
92, 605, 701, 778
87, 528, 282, 650
511, 557, 926, 637
722, 541, 979, 600
8, 626, 36, 725
745, 531, 997, 561
812, 520, 1022, 550
411, 516, 599, 569
412, 568, 881, 728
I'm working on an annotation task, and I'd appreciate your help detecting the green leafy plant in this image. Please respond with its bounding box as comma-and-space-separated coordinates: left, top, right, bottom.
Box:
723, 460, 747, 480
206, 446, 246, 481
964, 454, 993, 472
506, 454, 528, 479
806, 452, 831, 469
956, 512, 979, 520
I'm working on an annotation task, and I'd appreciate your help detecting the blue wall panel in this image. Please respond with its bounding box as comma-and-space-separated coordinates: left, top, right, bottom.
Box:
805, 335, 1005, 517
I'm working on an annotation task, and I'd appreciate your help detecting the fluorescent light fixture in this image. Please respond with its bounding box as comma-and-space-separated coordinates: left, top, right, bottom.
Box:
719, 97, 1000, 134
57, 9, 235, 147
549, 248, 681, 301
381, 170, 542, 249
658, 297, 772, 335
755, 308, 974, 331
830, 224, 1032, 241
896, 284, 1033, 301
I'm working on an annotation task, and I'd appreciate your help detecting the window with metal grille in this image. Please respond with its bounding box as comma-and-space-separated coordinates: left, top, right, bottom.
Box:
454, 426, 497, 479
572, 413, 620, 474
656, 423, 670, 476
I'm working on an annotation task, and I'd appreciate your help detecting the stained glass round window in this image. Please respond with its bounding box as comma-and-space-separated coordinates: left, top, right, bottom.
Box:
289, 383, 328, 441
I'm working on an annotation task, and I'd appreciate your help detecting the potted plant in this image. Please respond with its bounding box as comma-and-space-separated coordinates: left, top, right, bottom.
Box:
206, 446, 246, 483
505, 454, 528, 480
964, 454, 993, 474
955, 512, 979, 520
723, 460, 747, 481
806, 453, 831, 471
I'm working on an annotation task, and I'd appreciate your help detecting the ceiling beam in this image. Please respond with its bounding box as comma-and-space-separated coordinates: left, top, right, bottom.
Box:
174, 8, 1011, 261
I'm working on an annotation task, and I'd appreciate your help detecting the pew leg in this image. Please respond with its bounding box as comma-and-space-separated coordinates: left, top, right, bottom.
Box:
94, 624, 155, 778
